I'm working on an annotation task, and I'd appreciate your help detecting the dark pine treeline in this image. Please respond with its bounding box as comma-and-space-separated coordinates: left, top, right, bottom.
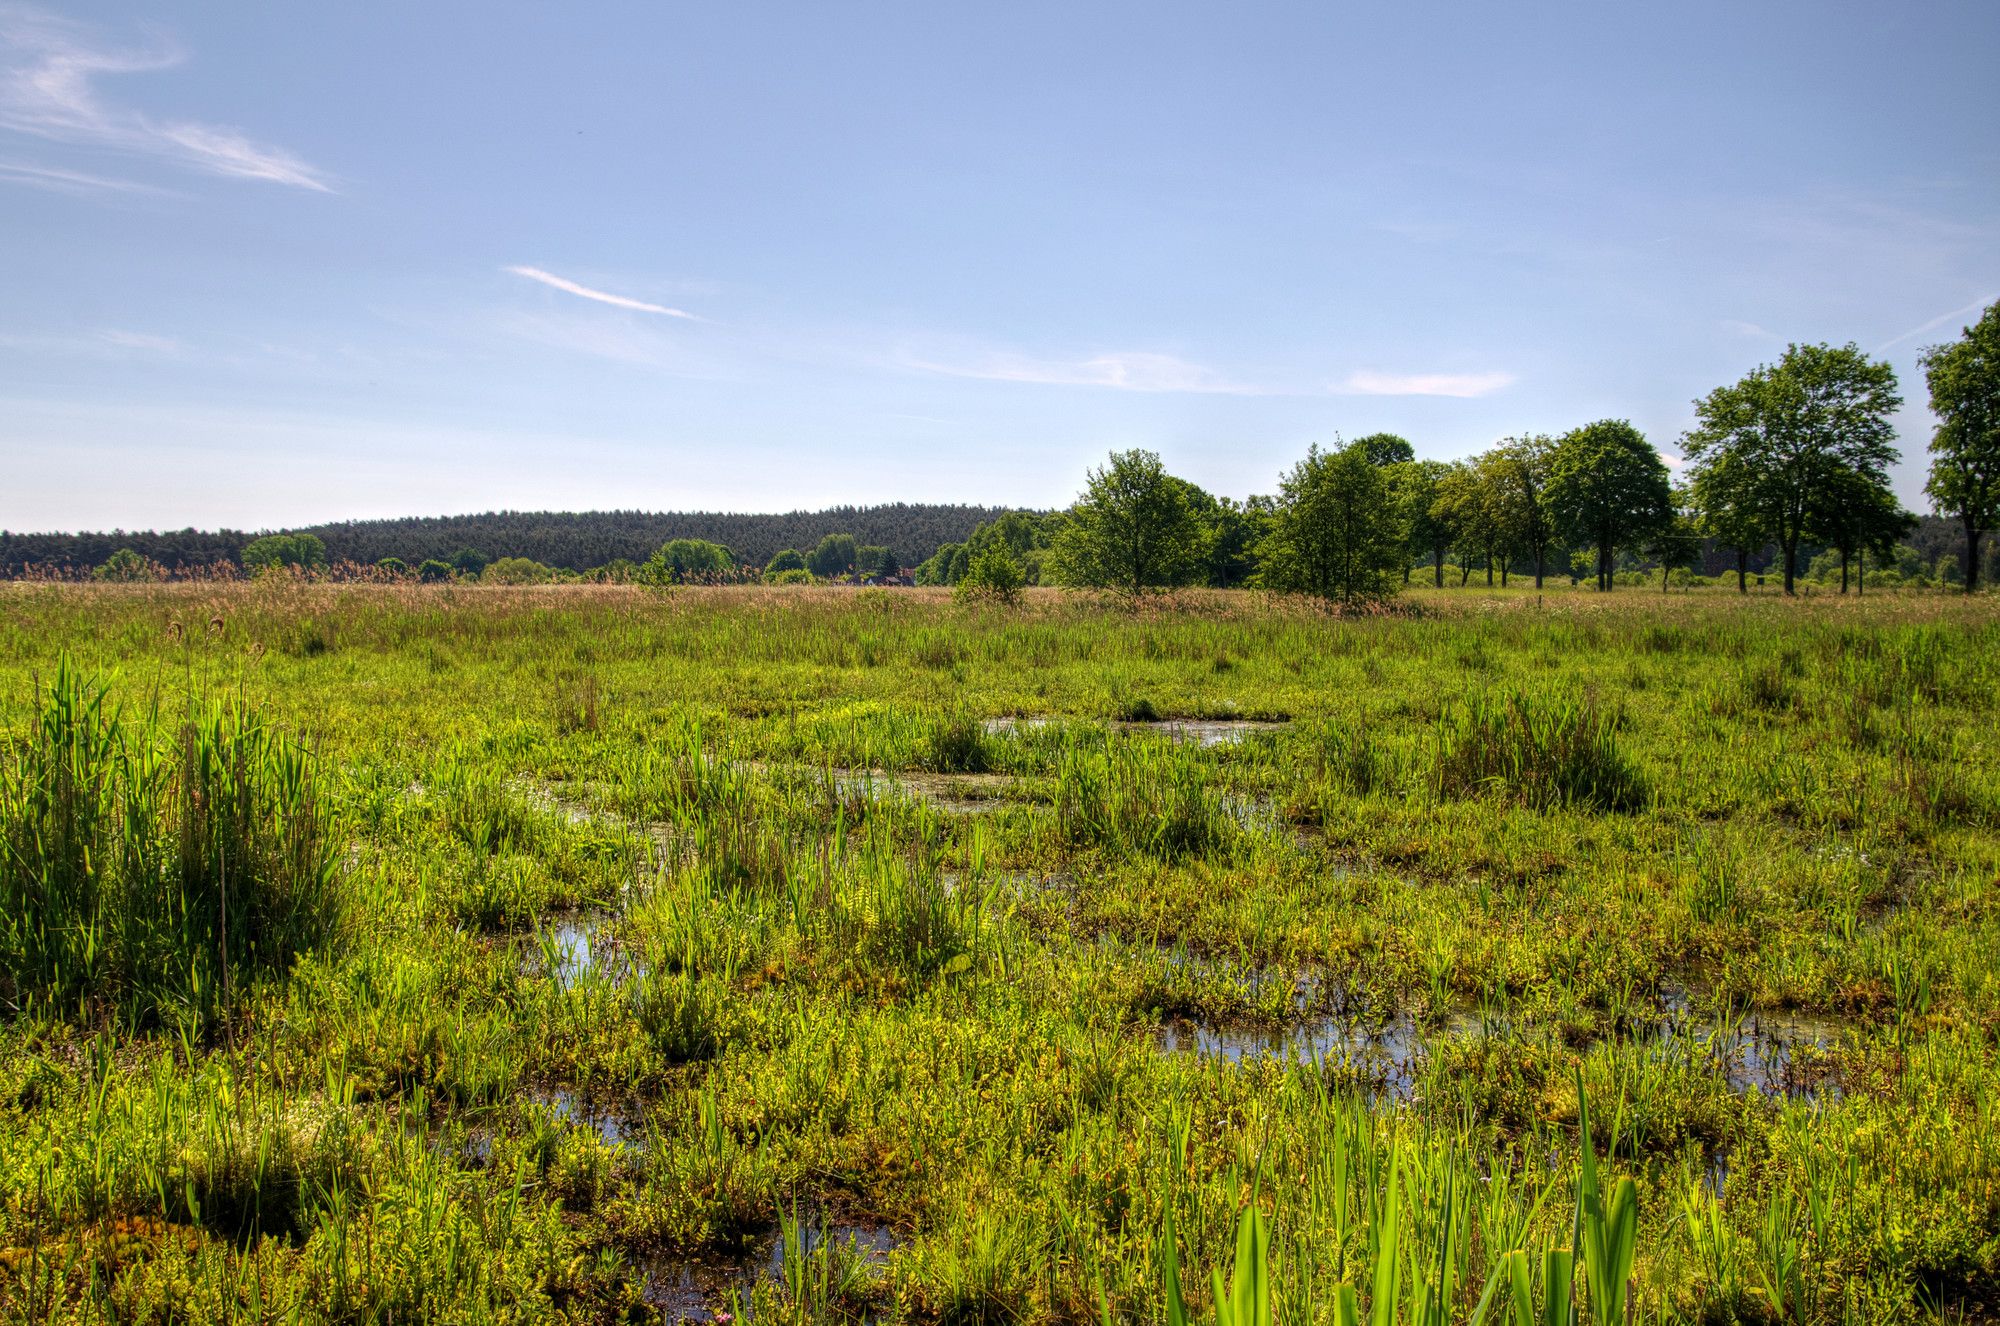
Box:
0, 504, 1010, 576
0, 528, 252, 577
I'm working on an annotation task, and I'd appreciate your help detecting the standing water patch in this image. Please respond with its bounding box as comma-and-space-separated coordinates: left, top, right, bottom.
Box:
1157, 1009, 1478, 1101
534, 1089, 639, 1148
1115, 718, 1289, 746
641, 1217, 901, 1321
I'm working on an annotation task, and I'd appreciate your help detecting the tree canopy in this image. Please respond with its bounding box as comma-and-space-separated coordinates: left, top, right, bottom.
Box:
481, 557, 552, 584
643, 538, 735, 583
242, 533, 328, 573
1484, 435, 1557, 588
92, 548, 155, 583
1921, 300, 2000, 593
1690, 449, 1765, 593
1354, 433, 1416, 467
1546, 421, 1674, 591
1047, 450, 1211, 595
1682, 342, 1902, 594
1257, 441, 1404, 603
808, 533, 860, 578
1390, 460, 1453, 587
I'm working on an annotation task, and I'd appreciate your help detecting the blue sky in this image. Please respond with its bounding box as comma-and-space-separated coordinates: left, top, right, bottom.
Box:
2, 1, 1995, 532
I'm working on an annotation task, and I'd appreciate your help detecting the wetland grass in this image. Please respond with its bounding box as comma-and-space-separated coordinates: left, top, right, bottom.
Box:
0, 583, 1995, 1322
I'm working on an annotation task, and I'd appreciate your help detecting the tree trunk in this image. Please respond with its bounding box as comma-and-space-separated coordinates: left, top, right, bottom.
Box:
1433, 547, 1444, 588
1660, 560, 1669, 593
1736, 549, 1747, 594
1782, 538, 1797, 595
1967, 518, 1984, 594
1599, 535, 1613, 592
1459, 560, 1471, 587
1500, 561, 1509, 588
1485, 551, 1493, 587
1840, 548, 1849, 594
1534, 547, 1544, 590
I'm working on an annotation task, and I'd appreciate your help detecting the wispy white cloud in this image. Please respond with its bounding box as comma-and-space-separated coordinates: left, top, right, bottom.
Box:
909, 349, 1260, 394
0, 6, 329, 190
98, 328, 180, 353
0, 326, 183, 356
0, 156, 158, 193
505, 265, 697, 318
1872, 294, 1997, 355
1337, 369, 1514, 398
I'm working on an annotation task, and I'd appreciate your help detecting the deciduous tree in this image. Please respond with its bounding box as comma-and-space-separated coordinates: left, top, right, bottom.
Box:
1813, 468, 1913, 595
808, 533, 860, 579
92, 548, 155, 582
1920, 300, 2000, 593
1433, 462, 1495, 586
644, 538, 734, 583
1048, 450, 1210, 595
1682, 343, 1902, 594
1690, 449, 1765, 593
1645, 487, 1702, 592
1257, 441, 1404, 603
1389, 460, 1452, 587
1486, 435, 1557, 588
954, 544, 1025, 604
242, 533, 328, 574
1355, 432, 1416, 467
1546, 420, 1673, 591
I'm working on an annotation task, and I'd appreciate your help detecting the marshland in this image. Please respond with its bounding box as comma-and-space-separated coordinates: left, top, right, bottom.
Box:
1, 580, 1995, 1324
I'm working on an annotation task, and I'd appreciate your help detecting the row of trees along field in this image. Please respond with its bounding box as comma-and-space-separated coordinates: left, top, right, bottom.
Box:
82, 530, 914, 585
927, 312, 2000, 602
26, 307, 2000, 597
0, 503, 999, 578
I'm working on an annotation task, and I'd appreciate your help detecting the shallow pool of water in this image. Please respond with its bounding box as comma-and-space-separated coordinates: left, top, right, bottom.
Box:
536, 1089, 639, 1147
1157, 1011, 1462, 1100
640, 1218, 901, 1321
1115, 718, 1290, 746
1660, 1008, 1848, 1097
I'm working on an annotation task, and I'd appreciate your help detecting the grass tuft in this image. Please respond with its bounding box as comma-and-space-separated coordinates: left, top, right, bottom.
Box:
1434, 691, 1646, 812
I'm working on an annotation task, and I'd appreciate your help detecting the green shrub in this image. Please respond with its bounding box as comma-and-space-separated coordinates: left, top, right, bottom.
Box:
954, 545, 1025, 605
481, 556, 552, 585
93, 548, 156, 583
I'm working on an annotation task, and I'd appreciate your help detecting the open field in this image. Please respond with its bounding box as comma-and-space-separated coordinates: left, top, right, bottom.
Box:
1, 582, 1997, 1324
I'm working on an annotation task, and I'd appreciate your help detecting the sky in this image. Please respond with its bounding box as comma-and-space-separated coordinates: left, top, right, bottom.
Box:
2, 1, 1996, 533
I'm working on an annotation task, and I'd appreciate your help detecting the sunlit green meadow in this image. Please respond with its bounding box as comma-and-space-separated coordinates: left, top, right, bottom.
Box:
1, 580, 1996, 1324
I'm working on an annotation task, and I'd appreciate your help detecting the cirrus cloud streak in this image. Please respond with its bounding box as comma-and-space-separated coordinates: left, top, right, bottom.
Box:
505, 265, 698, 318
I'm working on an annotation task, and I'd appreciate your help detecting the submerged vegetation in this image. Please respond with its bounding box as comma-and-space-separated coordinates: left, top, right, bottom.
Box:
0, 580, 1996, 1323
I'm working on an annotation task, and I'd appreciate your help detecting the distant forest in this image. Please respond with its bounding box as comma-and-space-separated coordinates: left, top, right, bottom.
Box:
0, 505, 1013, 576
0, 507, 1985, 587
